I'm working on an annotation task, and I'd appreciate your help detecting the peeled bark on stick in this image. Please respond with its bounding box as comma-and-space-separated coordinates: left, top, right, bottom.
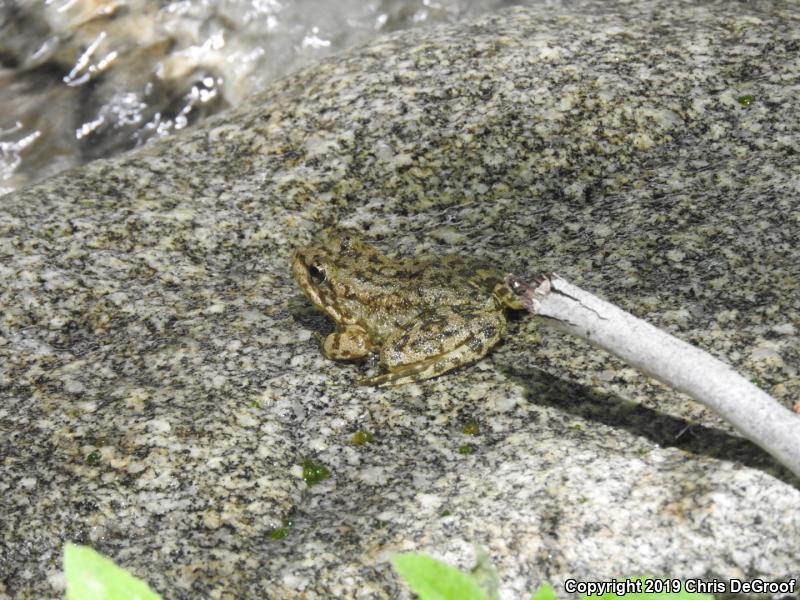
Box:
505, 273, 800, 479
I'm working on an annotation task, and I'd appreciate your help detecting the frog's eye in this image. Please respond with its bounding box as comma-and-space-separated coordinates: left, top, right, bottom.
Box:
308, 264, 326, 285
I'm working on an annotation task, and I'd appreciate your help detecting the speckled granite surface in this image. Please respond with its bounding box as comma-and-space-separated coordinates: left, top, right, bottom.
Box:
2, 1, 800, 598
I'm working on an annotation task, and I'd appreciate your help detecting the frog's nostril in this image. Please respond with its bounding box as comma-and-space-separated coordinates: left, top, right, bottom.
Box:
308, 264, 326, 285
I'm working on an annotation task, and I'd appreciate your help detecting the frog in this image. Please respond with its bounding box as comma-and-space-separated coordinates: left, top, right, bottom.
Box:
292, 234, 524, 386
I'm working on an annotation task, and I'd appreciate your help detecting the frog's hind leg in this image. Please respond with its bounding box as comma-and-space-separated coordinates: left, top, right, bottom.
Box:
359, 310, 507, 387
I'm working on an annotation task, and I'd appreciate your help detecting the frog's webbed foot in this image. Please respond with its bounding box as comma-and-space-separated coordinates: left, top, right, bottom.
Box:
359, 310, 507, 387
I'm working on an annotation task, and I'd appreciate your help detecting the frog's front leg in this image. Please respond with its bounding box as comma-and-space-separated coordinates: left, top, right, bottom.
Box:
359, 310, 507, 386
323, 325, 373, 361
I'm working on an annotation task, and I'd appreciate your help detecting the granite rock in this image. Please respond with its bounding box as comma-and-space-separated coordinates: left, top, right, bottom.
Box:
2, 1, 800, 598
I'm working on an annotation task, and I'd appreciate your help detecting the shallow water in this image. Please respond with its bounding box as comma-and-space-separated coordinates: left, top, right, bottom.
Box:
0, 0, 527, 196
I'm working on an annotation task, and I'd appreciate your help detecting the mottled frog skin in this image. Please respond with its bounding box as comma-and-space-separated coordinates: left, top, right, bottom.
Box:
292, 235, 523, 386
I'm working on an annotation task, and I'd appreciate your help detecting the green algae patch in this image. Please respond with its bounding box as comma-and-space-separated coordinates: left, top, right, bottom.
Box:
269, 520, 293, 541
350, 430, 375, 445
737, 94, 755, 107
269, 527, 290, 540
302, 459, 330, 486
462, 420, 480, 435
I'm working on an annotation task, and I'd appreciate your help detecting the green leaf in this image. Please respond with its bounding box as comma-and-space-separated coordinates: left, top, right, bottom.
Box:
594, 593, 713, 600
591, 578, 713, 600
594, 593, 712, 600
531, 583, 558, 600
64, 544, 162, 600
391, 553, 487, 600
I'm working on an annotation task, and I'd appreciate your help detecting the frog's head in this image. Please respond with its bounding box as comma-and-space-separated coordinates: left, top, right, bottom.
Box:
292, 235, 365, 323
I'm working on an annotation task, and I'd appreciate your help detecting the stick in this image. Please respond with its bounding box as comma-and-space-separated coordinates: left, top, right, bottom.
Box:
505, 273, 800, 479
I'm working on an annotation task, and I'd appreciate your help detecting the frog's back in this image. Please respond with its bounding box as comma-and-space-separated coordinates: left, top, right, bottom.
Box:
409, 254, 504, 309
